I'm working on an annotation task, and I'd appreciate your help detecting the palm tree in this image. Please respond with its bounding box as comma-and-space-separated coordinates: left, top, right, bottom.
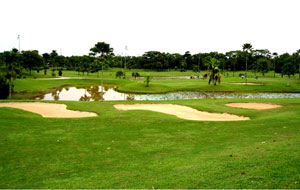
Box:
3, 49, 21, 98
208, 58, 220, 86
90, 42, 113, 97
242, 43, 253, 85
144, 75, 152, 87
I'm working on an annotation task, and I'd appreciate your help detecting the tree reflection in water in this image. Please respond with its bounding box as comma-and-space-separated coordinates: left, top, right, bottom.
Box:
35, 85, 126, 101
78, 85, 113, 101
79, 88, 91, 101
34, 86, 300, 101
85, 86, 103, 101
51, 87, 63, 100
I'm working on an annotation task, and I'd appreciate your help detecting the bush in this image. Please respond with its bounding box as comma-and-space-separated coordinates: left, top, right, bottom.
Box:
116, 71, 124, 79
0, 76, 9, 99
58, 69, 63, 76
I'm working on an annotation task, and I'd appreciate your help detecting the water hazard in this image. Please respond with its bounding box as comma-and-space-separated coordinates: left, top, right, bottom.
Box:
34, 85, 300, 101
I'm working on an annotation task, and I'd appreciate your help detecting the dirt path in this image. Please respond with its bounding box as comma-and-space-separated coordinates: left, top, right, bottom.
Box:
226, 102, 282, 110
0, 102, 97, 118
114, 104, 249, 121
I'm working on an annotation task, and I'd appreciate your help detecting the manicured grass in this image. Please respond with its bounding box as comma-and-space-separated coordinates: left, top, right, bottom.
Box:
118, 77, 300, 94
0, 98, 299, 188
9, 69, 300, 99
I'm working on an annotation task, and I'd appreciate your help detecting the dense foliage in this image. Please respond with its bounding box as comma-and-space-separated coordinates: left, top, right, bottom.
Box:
0, 42, 299, 80
0, 76, 9, 99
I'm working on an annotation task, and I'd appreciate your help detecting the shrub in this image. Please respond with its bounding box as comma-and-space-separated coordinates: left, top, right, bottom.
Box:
51, 69, 56, 77
58, 69, 63, 76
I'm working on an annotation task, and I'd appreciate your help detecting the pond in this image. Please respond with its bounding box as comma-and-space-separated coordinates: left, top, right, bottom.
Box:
34, 85, 300, 101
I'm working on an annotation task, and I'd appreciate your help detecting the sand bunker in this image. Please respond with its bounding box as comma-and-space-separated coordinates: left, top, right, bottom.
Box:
0, 102, 97, 118
226, 102, 282, 110
38, 77, 87, 80
232, 82, 262, 85
114, 104, 249, 121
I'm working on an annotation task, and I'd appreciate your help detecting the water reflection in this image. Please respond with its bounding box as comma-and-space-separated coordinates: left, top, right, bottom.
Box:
36, 86, 133, 101
35, 85, 300, 101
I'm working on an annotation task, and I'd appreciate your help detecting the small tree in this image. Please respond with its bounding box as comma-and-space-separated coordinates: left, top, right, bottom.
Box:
43, 66, 48, 75
144, 75, 152, 87
58, 68, 63, 76
132, 72, 140, 79
208, 58, 220, 86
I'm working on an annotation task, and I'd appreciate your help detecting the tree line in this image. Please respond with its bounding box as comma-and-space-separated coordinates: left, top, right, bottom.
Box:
1, 43, 299, 77
0, 42, 300, 98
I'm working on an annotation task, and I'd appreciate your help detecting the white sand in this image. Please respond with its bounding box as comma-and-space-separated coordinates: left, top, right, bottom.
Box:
226, 102, 282, 110
0, 102, 97, 118
232, 82, 262, 85
114, 104, 249, 121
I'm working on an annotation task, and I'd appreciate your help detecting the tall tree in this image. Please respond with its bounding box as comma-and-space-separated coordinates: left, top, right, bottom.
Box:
277, 53, 291, 77
42, 53, 50, 66
21, 50, 44, 75
226, 51, 239, 76
2, 49, 22, 98
282, 62, 296, 78
256, 58, 271, 77
242, 43, 253, 85
90, 42, 114, 95
50, 50, 58, 68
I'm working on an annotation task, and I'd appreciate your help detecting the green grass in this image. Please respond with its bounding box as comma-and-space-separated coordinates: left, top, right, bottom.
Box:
0, 98, 299, 188
8, 69, 300, 99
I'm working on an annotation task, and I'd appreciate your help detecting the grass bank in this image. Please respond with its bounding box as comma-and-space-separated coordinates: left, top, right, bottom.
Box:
0, 98, 299, 188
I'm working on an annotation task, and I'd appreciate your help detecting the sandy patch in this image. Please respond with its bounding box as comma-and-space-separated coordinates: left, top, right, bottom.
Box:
0, 102, 97, 118
226, 103, 282, 110
38, 77, 87, 80
232, 82, 263, 85
114, 104, 249, 121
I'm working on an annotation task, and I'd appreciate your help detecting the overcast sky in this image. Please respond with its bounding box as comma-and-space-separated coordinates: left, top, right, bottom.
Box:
1, 0, 300, 56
